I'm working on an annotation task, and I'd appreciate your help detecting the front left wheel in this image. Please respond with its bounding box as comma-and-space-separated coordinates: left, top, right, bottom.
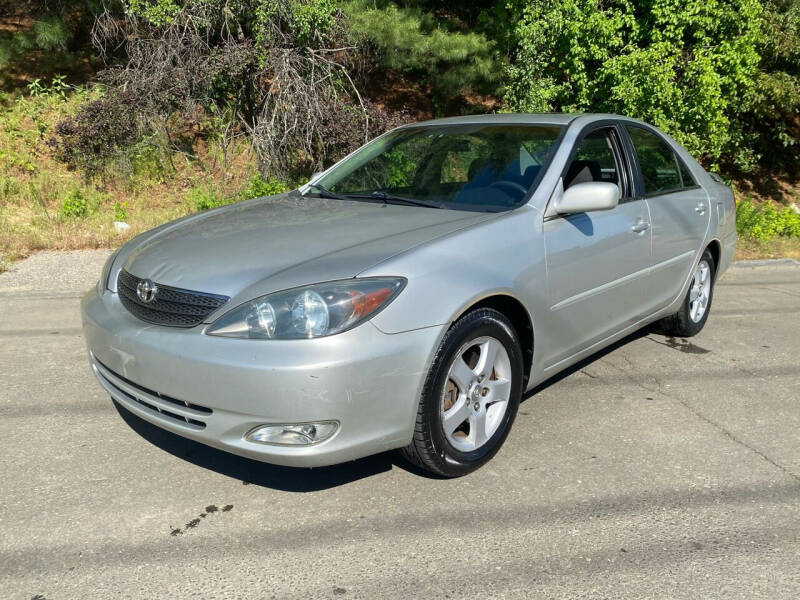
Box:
401, 308, 524, 477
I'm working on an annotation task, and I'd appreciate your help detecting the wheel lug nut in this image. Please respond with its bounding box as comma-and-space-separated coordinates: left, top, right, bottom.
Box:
473, 402, 480, 410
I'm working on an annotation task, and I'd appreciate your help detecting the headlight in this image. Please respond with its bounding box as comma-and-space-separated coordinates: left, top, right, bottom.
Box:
205, 277, 406, 340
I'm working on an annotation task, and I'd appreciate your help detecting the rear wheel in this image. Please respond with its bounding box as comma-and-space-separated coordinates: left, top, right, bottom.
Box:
401, 308, 523, 477
659, 248, 715, 337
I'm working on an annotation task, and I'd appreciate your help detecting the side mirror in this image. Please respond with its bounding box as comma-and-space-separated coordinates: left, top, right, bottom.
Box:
555, 181, 620, 215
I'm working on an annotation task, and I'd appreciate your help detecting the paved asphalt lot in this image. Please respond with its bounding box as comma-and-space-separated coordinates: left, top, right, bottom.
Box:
1, 251, 799, 599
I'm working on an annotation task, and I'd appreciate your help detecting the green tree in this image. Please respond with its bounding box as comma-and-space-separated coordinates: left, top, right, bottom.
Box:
743, 0, 800, 175
504, 0, 763, 170
342, 0, 504, 111
0, 1, 102, 82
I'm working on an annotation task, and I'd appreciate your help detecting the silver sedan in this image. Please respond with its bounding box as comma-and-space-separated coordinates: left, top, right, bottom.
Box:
82, 113, 736, 476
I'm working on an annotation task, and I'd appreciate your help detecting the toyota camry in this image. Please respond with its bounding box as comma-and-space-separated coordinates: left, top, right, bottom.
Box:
82, 113, 736, 477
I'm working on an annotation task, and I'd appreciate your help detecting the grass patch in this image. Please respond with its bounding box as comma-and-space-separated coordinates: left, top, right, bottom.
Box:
735, 236, 800, 261
0, 82, 294, 273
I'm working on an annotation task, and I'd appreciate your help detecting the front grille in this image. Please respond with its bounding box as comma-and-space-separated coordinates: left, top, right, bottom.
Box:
93, 357, 212, 430
117, 269, 229, 328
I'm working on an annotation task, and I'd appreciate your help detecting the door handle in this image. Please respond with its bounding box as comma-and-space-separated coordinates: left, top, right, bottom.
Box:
631, 220, 650, 234
695, 202, 707, 215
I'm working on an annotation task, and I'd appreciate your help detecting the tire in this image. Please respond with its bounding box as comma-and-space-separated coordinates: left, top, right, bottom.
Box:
401, 308, 524, 477
658, 248, 715, 338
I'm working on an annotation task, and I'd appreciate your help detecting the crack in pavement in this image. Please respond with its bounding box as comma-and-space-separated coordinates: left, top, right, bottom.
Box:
598, 351, 800, 484
761, 285, 800, 299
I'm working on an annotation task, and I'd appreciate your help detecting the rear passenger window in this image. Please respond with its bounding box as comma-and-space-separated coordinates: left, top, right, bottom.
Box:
626, 126, 682, 195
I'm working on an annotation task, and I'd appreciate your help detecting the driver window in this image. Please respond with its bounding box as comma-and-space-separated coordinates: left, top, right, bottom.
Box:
565, 128, 624, 195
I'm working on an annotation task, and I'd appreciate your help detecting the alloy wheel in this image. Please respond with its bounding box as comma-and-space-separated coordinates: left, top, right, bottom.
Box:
441, 336, 512, 452
689, 260, 711, 323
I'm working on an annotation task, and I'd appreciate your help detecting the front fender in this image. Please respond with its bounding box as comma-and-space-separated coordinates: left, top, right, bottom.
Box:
361, 206, 547, 334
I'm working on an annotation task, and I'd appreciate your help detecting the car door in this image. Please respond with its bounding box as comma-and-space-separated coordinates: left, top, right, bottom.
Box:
624, 125, 711, 309
542, 124, 653, 369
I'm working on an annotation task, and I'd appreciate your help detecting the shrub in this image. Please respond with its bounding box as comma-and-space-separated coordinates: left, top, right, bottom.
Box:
93, 0, 371, 180
129, 139, 173, 183
242, 174, 290, 199
59, 189, 89, 219
113, 202, 129, 222
736, 199, 800, 240
0, 176, 21, 201
187, 184, 228, 211
50, 91, 143, 177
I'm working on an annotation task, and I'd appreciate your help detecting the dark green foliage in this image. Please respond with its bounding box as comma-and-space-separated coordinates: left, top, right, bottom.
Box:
0, 1, 101, 82
741, 1, 800, 173
50, 91, 144, 176
33, 15, 70, 50
343, 1, 502, 108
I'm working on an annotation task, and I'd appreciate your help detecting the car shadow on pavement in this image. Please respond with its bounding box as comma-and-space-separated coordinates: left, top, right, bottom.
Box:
113, 401, 439, 492
522, 327, 651, 401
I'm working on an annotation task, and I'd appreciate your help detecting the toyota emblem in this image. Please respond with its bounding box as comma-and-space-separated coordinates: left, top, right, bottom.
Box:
136, 279, 158, 303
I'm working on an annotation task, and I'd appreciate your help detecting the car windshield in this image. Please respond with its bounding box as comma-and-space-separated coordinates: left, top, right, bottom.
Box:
308, 123, 564, 211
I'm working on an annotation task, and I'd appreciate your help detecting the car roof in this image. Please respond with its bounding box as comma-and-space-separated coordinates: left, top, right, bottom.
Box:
398, 113, 641, 128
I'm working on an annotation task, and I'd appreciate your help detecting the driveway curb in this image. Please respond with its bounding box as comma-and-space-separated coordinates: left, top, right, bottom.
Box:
732, 258, 800, 268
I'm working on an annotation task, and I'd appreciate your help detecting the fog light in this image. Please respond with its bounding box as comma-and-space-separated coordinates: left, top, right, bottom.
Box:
245, 421, 338, 446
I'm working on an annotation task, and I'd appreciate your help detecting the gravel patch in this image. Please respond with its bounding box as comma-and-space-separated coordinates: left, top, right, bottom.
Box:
0, 249, 112, 295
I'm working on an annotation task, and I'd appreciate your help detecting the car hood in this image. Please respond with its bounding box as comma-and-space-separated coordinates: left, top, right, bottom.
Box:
123, 193, 492, 302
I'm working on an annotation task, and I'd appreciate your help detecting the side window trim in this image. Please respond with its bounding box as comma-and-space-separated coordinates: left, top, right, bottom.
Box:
617, 121, 644, 199
606, 126, 633, 202
675, 154, 699, 190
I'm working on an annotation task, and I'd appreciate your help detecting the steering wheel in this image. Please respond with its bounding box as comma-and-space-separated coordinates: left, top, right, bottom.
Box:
488, 180, 528, 200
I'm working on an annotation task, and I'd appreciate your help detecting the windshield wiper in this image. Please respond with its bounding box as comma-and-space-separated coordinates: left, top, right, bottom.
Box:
304, 183, 352, 201
305, 184, 442, 209
368, 190, 443, 209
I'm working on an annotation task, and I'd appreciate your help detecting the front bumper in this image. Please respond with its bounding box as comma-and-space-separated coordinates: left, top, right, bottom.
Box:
81, 286, 444, 467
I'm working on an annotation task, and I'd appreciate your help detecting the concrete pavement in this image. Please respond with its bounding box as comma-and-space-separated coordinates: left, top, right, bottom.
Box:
1, 251, 799, 599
